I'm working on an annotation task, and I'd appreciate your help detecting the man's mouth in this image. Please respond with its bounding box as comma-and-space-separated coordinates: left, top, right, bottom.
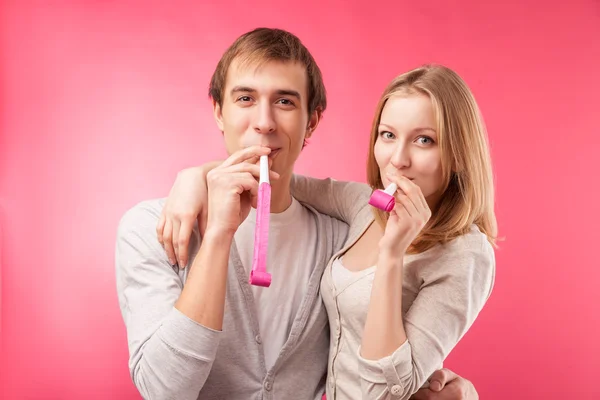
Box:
268, 148, 281, 159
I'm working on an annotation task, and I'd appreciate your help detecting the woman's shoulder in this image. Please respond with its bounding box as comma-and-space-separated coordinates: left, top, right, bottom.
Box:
413, 225, 495, 274
447, 224, 493, 254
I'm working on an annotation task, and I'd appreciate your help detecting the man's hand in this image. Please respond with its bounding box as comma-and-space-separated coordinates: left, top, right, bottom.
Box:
157, 146, 279, 268
411, 369, 478, 400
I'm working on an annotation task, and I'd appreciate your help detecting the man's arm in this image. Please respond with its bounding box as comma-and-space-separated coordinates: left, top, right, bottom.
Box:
116, 146, 270, 399
116, 201, 221, 400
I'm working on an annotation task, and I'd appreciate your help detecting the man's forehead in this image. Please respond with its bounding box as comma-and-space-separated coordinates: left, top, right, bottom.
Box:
225, 58, 308, 95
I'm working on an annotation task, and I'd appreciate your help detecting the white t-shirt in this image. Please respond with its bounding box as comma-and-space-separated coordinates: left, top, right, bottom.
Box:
234, 196, 318, 370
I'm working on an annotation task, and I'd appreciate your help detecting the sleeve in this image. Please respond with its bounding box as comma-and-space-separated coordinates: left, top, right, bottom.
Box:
357, 237, 496, 400
115, 201, 221, 400
290, 174, 372, 226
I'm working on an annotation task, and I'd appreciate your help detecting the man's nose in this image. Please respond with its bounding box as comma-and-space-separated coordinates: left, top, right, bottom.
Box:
253, 102, 276, 134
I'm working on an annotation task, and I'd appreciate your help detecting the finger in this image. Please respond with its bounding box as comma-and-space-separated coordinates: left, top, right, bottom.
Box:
172, 219, 180, 268
411, 388, 433, 400
247, 155, 273, 169
178, 220, 194, 268
163, 219, 176, 265
156, 211, 166, 246
224, 162, 280, 181
391, 201, 409, 221
198, 209, 208, 238
388, 174, 427, 212
430, 380, 442, 392
226, 172, 260, 198
396, 176, 423, 209
414, 182, 428, 210
384, 174, 407, 204
429, 368, 458, 392
221, 145, 271, 168
396, 192, 419, 218
239, 174, 260, 198
247, 155, 260, 166
405, 176, 429, 210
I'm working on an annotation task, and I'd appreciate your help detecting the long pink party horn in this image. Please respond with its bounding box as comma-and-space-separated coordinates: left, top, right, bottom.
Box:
249, 155, 272, 287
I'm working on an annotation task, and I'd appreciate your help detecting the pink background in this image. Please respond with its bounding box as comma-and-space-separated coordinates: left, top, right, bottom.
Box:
1, 1, 599, 399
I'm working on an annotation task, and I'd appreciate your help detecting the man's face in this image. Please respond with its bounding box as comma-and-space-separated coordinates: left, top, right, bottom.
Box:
213, 59, 319, 180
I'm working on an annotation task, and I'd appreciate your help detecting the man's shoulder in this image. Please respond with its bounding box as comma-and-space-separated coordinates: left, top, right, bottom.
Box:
117, 197, 167, 237
115, 198, 176, 287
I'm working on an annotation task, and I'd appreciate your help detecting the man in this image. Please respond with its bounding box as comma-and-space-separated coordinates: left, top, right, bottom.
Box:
116, 27, 477, 399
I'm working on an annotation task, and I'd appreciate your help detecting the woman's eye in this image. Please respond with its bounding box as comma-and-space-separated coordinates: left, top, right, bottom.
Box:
380, 131, 395, 140
417, 136, 434, 145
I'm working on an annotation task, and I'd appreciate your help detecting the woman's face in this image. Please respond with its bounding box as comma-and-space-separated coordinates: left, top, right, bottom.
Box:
374, 93, 444, 207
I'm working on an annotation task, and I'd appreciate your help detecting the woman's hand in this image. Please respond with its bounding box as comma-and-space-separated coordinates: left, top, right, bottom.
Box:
379, 174, 431, 258
157, 163, 217, 267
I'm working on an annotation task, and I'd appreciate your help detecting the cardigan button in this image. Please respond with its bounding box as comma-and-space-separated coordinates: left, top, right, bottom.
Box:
264, 381, 272, 391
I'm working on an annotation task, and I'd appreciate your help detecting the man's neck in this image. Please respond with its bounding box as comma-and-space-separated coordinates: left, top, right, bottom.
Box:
251, 173, 293, 213
268, 174, 293, 213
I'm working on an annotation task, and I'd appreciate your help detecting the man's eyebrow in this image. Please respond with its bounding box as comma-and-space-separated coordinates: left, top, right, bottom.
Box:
230, 86, 256, 96
275, 89, 301, 100
229, 86, 301, 100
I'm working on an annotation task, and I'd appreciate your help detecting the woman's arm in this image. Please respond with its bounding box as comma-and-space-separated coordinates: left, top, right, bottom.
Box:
359, 175, 494, 400
290, 174, 372, 225
359, 238, 495, 400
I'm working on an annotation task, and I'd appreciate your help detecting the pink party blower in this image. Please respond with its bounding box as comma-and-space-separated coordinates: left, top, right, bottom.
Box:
368, 183, 398, 212
249, 155, 272, 287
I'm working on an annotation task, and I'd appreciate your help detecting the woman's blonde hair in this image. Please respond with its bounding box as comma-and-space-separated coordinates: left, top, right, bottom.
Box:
367, 64, 498, 253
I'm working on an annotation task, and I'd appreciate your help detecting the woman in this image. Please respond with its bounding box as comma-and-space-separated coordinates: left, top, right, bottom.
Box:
157, 64, 497, 399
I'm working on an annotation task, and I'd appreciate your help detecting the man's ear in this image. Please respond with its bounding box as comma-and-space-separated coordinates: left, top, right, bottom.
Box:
212, 99, 225, 132
305, 107, 323, 139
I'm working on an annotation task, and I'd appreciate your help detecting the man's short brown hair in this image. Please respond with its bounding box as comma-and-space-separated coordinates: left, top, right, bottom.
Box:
209, 28, 327, 115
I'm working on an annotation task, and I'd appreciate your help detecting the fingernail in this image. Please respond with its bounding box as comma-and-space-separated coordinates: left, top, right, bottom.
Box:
430, 381, 442, 391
